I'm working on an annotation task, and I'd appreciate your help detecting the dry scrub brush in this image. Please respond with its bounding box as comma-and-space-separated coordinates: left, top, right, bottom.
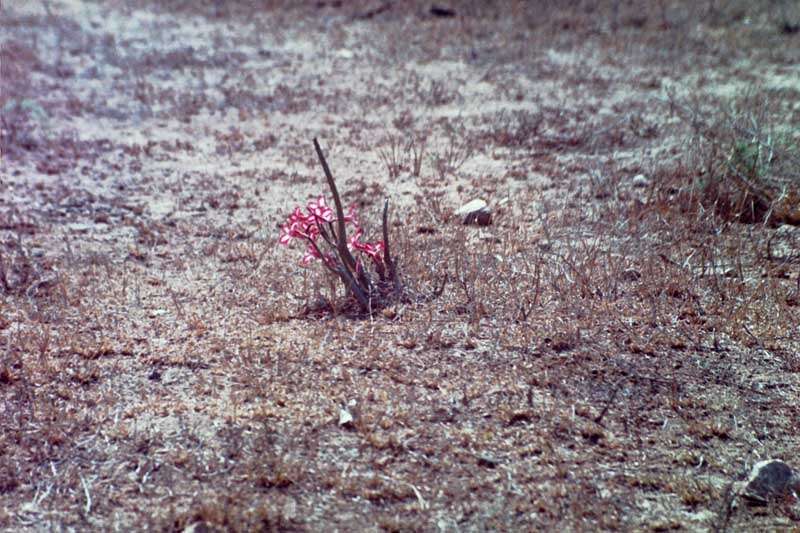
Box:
389, 158, 798, 369
666, 86, 800, 226
0, 39, 43, 155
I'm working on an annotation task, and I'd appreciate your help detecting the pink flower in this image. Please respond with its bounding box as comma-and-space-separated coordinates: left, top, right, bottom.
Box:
279, 197, 383, 268
349, 227, 384, 262
307, 196, 334, 222
344, 204, 358, 224
353, 240, 384, 260
301, 246, 320, 265
279, 207, 315, 244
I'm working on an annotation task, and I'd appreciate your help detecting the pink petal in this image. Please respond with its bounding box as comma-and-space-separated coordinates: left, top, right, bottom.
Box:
344, 204, 359, 224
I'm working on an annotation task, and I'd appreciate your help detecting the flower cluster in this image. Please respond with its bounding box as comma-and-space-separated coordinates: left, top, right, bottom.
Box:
279, 138, 400, 314
279, 196, 384, 268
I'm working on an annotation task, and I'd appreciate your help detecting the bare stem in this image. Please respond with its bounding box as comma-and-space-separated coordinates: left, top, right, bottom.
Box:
305, 234, 370, 309
313, 138, 372, 310
313, 139, 359, 273
336, 264, 370, 308
382, 199, 398, 286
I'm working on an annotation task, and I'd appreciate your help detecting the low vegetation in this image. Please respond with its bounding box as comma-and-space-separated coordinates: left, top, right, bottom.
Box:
1, 1, 798, 531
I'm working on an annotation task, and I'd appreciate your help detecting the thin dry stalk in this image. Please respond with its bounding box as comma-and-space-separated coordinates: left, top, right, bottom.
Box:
312, 138, 401, 313
377, 134, 405, 180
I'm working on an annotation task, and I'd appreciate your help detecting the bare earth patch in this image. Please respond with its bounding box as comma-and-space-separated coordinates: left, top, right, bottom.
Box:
1, 1, 799, 531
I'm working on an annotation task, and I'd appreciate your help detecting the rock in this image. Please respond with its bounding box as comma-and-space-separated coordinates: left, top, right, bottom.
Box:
430, 5, 456, 18
476, 454, 500, 468
338, 399, 357, 427
462, 210, 491, 226
456, 198, 486, 216
456, 199, 492, 226
338, 407, 354, 427
67, 222, 94, 233
282, 496, 297, 521
740, 459, 800, 504
182, 522, 218, 533
632, 174, 650, 188
620, 268, 642, 282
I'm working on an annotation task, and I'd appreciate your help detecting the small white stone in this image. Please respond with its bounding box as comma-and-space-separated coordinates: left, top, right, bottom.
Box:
632, 174, 650, 188
338, 407, 354, 426
456, 199, 487, 215
456, 199, 492, 226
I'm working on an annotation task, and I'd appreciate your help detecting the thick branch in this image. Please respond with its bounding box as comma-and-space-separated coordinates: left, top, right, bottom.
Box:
336, 265, 370, 309
382, 198, 398, 285
313, 138, 373, 309
313, 138, 360, 275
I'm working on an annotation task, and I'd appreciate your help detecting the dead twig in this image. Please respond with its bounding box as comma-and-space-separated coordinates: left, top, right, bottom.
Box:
594, 378, 626, 426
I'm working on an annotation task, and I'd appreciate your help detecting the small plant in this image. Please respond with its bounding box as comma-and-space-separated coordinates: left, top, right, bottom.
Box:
1, 98, 48, 152
377, 134, 406, 180
667, 86, 800, 225
487, 109, 543, 148
422, 79, 459, 107
0, 233, 37, 296
430, 127, 474, 180
279, 139, 401, 313
408, 132, 428, 177
377, 132, 428, 179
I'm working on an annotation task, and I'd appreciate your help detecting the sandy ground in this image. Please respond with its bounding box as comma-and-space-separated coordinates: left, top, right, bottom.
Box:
2, 1, 800, 531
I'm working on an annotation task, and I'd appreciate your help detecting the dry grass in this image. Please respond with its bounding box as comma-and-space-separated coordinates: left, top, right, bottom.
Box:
1, 0, 799, 531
